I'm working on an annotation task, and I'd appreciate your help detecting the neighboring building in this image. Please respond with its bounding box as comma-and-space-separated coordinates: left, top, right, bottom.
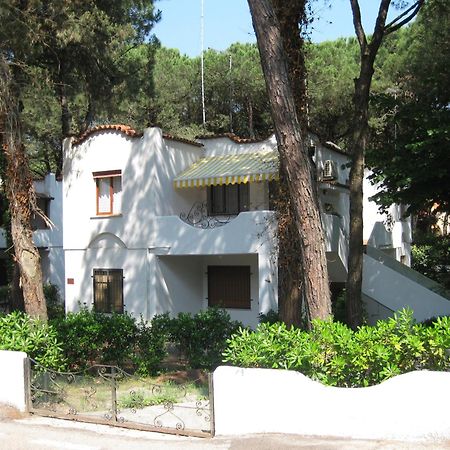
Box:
363, 169, 412, 266
0, 173, 64, 295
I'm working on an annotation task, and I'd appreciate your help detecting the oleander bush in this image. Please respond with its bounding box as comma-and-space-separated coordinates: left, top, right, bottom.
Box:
0, 311, 65, 369
223, 309, 450, 387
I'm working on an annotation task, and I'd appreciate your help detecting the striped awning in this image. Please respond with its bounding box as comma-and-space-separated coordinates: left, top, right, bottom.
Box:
174, 151, 279, 188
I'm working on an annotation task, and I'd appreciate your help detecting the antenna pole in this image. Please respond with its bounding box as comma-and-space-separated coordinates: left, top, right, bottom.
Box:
229, 54, 233, 133
201, 0, 206, 127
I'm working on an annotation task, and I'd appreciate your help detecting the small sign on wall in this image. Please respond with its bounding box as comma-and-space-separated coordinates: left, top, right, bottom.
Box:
67, 278, 74, 285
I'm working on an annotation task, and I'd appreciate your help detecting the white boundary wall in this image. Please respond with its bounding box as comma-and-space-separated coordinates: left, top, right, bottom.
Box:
213, 366, 450, 440
0, 350, 28, 411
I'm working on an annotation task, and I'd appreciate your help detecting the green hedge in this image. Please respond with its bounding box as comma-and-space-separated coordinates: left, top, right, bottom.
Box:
0, 308, 240, 373
51, 309, 140, 369
153, 308, 242, 369
51, 307, 240, 372
223, 309, 450, 387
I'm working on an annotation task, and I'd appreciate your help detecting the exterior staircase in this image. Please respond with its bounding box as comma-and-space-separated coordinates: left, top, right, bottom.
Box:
362, 246, 450, 324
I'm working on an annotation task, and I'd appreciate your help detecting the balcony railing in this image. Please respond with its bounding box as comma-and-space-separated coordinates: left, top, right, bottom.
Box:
180, 201, 233, 229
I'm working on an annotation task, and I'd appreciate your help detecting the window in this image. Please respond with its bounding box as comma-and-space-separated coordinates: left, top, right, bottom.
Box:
93, 170, 122, 216
208, 184, 249, 215
31, 195, 50, 230
93, 269, 124, 313
208, 265, 251, 309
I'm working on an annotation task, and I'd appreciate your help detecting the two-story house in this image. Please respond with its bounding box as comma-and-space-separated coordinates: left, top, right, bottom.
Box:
58, 124, 450, 326
62, 125, 355, 327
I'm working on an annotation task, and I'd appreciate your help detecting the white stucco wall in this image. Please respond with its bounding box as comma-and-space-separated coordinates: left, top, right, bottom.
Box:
213, 366, 450, 440
155, 255, 204, 316
0, 350, 28, 412
65, 246, 148, 317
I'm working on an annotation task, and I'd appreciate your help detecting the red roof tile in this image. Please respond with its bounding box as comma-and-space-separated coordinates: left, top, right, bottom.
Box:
72, 124, 143, 146
195, 132, 271, 144
163, 133, 203, 147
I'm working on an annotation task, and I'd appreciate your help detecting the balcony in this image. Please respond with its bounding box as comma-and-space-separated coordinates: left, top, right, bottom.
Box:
151, 210, 277, 256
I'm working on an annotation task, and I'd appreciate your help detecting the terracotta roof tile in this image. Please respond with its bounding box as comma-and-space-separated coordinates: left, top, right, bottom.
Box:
72, 124, 143, 146
195, 133, 271, 144
196, 132, 349, 156
163, 133, 203, 147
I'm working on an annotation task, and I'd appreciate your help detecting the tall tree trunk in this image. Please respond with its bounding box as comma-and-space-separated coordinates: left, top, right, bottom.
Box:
276, 169, 302, 327
346, 0, 423, 328
346, 71, 372, 327
273, 0, 310, 327
0, 56, 47, 320
11, 261, 25, 312
248, 0, 331, 320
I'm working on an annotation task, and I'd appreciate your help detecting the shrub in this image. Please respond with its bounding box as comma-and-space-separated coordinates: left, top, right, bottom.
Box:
52, 309, 139, 369
223, 309, 450, 387
43, 283, 65, 320
0, 311, 65, 369
51, 307, 241, 372
133, 316, 169, 376
164, 308, 242, 369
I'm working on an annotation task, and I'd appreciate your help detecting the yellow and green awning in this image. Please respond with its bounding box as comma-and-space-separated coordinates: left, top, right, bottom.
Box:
174, 151, 279, 188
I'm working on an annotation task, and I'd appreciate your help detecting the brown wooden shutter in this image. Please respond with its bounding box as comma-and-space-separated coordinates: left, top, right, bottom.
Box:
208, 265, 251, 309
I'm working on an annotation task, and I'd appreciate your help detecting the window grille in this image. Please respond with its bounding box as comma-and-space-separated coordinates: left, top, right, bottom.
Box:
93, 269, 123, 313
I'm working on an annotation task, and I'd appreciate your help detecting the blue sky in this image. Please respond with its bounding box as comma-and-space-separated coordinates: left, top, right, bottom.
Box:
153, 0, 392, 57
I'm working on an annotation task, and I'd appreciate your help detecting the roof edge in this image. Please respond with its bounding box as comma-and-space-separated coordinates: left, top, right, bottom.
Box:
72, 125, 143, 146
163, 133, 203, 147
195, 132, 273, 144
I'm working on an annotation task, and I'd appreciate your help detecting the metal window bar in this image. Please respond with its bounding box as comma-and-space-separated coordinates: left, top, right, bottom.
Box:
93, 269, 123, 313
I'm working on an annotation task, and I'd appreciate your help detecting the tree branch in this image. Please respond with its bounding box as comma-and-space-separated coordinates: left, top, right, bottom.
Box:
349, 0, 368, 52
369, 0, 392, 54
384, 0, 424, 35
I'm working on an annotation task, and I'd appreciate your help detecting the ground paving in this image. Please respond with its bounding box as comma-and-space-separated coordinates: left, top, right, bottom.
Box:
1, 405, 449, 450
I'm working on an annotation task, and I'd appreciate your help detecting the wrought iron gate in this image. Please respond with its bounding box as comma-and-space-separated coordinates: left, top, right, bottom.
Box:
27, 359, 214, 437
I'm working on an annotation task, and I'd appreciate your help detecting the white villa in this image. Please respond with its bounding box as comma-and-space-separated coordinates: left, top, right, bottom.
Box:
1, 124, 449, 325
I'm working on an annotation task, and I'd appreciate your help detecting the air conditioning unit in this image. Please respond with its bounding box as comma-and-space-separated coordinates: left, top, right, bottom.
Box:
322, 160, 338, 180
